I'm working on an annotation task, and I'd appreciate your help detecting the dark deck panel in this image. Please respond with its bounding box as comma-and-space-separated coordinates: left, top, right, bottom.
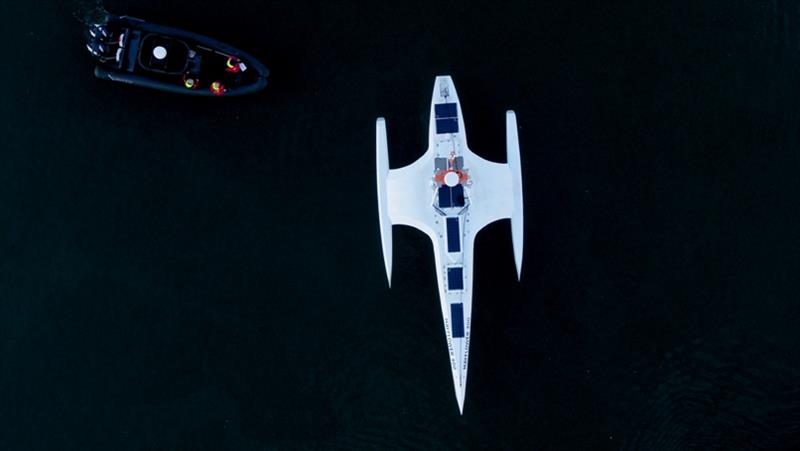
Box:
447, 267, 464, 291
434, 103, 459, 134
446, 217, 461, 252
438, 185, 452, 208
452, 184, 465, 207
451, 303, 465, 338
436, 118, 459, 134
435, 103, 458, 119
437, 185, 465, 209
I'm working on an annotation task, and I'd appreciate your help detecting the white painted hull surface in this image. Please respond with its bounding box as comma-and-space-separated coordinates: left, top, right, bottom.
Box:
377, 76, 523, 413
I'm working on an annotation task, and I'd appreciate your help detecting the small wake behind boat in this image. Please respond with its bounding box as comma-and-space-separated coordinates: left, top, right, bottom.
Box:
85, 15, 269, 97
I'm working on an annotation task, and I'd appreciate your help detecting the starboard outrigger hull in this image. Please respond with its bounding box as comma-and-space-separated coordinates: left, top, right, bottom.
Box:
377, 76, 523, 413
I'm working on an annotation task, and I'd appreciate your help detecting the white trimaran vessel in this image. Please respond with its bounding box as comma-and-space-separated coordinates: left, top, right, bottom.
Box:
376, 76, 524, 413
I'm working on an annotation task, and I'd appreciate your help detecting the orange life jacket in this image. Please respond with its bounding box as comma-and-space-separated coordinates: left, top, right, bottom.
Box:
210, 81, 226, 96
182, 74, 198, 89
225, 56, 241, 73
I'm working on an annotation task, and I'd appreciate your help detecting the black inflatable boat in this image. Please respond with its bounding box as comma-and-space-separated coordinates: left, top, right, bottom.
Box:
85, 15, 269, 97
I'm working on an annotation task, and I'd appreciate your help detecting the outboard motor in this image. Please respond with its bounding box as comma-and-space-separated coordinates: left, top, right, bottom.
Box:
88, 24, 109, 40
85, 40, 118, 63
85, 40, 107, 57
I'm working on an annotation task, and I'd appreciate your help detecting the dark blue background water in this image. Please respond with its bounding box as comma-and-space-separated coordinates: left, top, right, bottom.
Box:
2, 0, 800, 449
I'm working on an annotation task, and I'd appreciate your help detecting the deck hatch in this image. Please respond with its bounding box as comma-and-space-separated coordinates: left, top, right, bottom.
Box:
446, 217, 461, 252
451, 303, 465, 338
447, 267, 464, 291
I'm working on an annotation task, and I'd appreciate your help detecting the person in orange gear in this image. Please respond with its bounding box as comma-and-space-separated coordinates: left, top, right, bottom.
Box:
182, 73, 199, 90
225, 56, 241, 73
210, 81, 226, 96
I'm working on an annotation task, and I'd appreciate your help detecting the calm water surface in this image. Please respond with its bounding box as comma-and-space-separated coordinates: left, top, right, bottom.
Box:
1, 0, 800, 449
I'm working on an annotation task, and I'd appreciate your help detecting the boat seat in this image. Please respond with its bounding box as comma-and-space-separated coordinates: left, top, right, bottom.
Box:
187, 53, 203, 75
125, 31, 142, 72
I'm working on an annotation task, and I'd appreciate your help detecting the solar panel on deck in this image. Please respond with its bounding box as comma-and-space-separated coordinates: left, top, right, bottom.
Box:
438, 185, 452, 208
435, 103, 459, 134
451, 303, 464, 338
435, 103, 458, 118
452, 184, 465, 207
438, 185, 466, 209
446, 218, 460, 252
447, 267, 464, 291
436, 118, 459, 134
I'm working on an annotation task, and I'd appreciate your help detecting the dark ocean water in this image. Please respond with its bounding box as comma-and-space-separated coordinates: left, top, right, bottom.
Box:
2, 0, 800, 449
